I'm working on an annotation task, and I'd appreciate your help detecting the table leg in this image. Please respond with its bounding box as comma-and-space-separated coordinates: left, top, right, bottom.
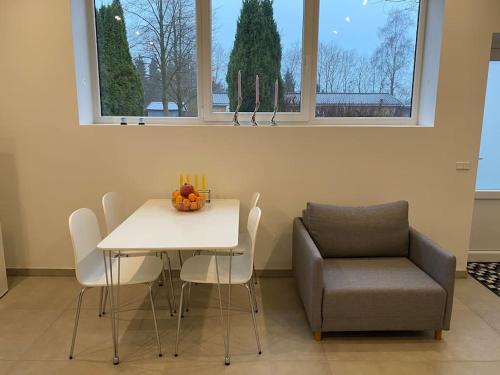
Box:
167, 254, 177, 314
225, 248, 233, 366
214, 251, 227, 356
116, 251, 121, 354
160, 254, 173, 316
106, 251, 120, 365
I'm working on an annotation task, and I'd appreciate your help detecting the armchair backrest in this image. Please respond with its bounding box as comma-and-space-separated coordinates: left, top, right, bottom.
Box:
303, 201, 409, 258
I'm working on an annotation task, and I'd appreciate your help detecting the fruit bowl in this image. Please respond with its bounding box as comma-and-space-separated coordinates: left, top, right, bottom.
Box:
171, 183, 205, 212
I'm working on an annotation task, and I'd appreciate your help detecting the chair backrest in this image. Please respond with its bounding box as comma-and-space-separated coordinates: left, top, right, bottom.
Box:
246, 207, 262, 266
303, 201, 409, 258
102, 192, 126, 234
249, 192, 260, 210
69, 208, 103, 284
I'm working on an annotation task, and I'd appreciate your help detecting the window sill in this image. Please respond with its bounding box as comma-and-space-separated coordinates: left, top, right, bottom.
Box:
80, 122, 434, 128
475, 191, 500, 200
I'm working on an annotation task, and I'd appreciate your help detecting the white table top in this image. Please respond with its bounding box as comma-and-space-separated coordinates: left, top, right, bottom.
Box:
98, 199, 240, 251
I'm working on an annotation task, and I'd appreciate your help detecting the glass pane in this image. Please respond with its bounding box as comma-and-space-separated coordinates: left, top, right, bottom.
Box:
211, 0, 303, 113
94, 0, 198, 118
316, 0, 420, 118
476, 61, 500, 190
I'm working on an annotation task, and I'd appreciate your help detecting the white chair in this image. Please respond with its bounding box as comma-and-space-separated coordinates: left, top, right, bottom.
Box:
68, 208, 164, 359
245, 192, 260, 286
102, 192, 127, 234
182, 192, 261, 314
99, 192, 128, 316
102, 192, 177, 316
174, 207, 262, 358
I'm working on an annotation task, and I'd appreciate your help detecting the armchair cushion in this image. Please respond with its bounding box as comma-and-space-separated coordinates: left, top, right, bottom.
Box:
322, 257, 446, 331
304, 201, 409, 258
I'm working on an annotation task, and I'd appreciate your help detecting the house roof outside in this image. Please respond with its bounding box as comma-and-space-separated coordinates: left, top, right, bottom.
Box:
287, 92, 404, 106
147, 101, 179, 111
208, 92, 404, 107
213, 93, 230, 106
147, 92, 405, 112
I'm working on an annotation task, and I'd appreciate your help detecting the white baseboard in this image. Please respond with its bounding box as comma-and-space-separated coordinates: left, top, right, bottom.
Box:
468, 250, 500, 262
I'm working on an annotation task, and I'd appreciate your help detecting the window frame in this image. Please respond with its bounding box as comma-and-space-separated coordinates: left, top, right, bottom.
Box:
84, 0, 428, 126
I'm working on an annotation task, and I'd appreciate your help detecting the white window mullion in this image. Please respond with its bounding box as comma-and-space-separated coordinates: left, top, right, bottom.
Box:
304, 0, 320, 124
197, 0, 212, 122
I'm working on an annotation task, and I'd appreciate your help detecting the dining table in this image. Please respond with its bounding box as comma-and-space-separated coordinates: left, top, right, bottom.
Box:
97, 198, 240, 365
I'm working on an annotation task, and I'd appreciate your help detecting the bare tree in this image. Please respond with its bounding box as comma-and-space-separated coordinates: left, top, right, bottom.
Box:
283, 41, 302, 90
317, 42, 342, 93
373, 8, 414, 100
212, 43, 228, 92
125, 0, 197, 116
338, 49, 358, 92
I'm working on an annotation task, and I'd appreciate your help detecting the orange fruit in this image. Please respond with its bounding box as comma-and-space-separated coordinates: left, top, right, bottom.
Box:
175, 195, 183, 204
196, 196, 203, 203
190, 202, 198, 210
183, 198, 190, 205
188, 193, 197, 202
175, 202, 181, 209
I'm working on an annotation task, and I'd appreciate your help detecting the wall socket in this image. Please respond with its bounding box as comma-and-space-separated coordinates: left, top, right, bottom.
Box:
456, 161, 471, 171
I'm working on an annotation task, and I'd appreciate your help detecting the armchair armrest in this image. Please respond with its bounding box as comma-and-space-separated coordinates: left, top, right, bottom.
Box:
292, 217, 323, 331
409, 227, 456, 330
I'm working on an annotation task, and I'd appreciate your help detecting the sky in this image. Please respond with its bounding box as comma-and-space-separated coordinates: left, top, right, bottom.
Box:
97, 0, 419, 70
476, 61, 500, 190
213, 0, 419, 63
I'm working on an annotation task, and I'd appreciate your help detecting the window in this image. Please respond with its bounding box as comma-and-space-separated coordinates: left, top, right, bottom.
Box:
211, 0, 303, 114
476, 61, 500, 191
94, 0, 198, 118
75, 0, 429, 125
316, 0, 421, 118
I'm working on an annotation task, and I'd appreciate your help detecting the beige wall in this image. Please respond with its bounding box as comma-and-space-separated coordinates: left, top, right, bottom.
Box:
1, 0, 499, 272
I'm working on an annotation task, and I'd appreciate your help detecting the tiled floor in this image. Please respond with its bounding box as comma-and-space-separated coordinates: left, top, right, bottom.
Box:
0, 275, 500, 374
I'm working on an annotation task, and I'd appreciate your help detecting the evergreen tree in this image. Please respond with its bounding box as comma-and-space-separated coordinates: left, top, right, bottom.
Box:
96, 0, 144, 116
226, 0, 284, 112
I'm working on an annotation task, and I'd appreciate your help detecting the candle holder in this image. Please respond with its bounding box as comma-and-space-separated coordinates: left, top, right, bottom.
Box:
251, 101, 260, 126
232, 97, 242, 126
198, 189, 212, 203
270, 105, 278, 126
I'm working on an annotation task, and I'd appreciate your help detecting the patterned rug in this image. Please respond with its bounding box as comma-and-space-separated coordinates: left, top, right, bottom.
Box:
467, 262, 500, 297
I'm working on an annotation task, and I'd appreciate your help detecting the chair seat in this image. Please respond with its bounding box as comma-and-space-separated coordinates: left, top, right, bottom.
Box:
180, 253, 252, 285
78, 254, 163, 287
321, 257, 446, 331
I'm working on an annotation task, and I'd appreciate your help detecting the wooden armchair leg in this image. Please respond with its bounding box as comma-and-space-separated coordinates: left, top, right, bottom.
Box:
434, 330, 442, 341
314, 331, 322, 341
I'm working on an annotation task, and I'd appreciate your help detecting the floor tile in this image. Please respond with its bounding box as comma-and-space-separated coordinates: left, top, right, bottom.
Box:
1, 275, 500, 374
0, 309, 64, 360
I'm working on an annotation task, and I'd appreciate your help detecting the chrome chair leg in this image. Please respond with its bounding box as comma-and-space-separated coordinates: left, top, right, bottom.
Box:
147, 284, 162, 357
161, 259, 173, 316
245, 283, 262, 355
253, 264, 258, 285
250, 277, 258, 313
178, 251, 183, 267
158, 253, 164, 287
98, 287, 104, 317
174, 282, 188, 357
167, 255, 177, 314
101, 287, 108, 315
185, 282, 192, 313
69, 287, 87, 359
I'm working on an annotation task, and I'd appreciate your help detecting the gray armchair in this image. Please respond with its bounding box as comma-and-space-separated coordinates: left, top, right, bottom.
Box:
292, 201, 455, 341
